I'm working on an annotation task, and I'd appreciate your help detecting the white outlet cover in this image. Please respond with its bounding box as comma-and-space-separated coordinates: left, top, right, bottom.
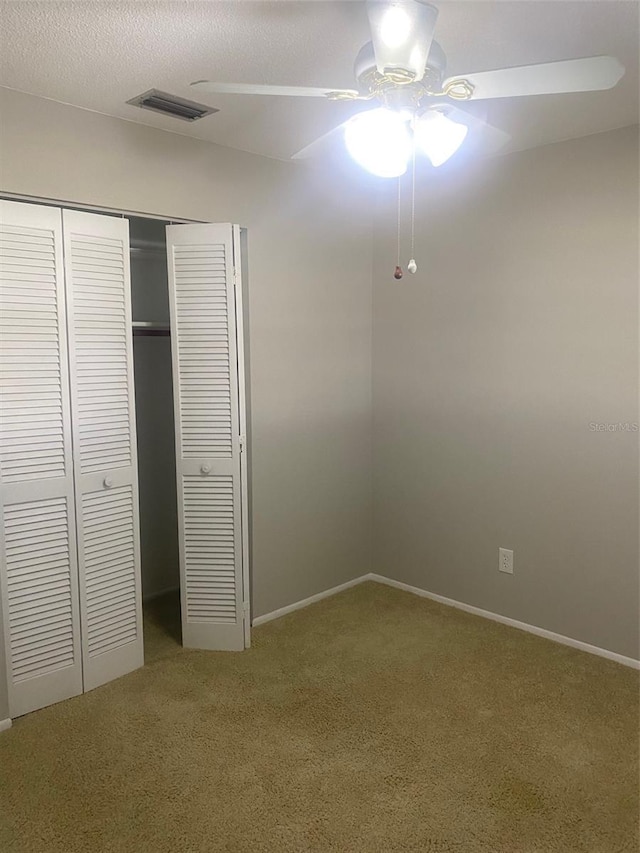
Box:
499, 548, 514, 574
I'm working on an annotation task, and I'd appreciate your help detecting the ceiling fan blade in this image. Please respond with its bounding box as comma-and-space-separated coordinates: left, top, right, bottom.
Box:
191, 81, 359, 99
291, 119, 353, 160
436, 104, 511, 155
443, 56, 625, 101
366, 0, 438, 82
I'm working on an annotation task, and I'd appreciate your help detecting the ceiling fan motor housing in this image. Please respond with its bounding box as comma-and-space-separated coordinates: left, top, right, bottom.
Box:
354, 39, 447, 109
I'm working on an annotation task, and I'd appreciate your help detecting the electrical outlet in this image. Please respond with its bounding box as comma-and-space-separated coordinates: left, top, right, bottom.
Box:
499, 548, 514, 574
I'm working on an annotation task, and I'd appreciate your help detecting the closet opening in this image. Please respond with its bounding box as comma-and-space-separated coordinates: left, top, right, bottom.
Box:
128, 215, 182, 661
1, 195, 251, 718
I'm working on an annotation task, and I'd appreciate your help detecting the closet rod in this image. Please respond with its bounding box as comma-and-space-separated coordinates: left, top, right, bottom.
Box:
132, 329, 170, 337
130, 246, 166, 256
130, 237, 166, 250
132, 321, 171, 336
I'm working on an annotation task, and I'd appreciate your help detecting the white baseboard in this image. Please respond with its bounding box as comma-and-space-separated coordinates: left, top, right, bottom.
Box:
252, 572, 639, 670
370, 574, 640, 670
252, 575, 371, 626
0, 718, 12, 733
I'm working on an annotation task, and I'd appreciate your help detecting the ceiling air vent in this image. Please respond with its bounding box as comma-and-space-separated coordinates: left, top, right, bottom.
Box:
126, 89, 218, 122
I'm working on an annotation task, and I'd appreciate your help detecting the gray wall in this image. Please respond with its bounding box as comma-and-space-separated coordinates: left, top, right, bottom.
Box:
373, 126, 639, 659
0, 83, 636, 720
0, 87, 374, 621
133, 335, 180, 600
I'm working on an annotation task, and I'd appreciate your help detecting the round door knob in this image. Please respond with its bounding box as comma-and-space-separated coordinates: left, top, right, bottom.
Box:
103, 477, 114, 489
200, 464, 211, 475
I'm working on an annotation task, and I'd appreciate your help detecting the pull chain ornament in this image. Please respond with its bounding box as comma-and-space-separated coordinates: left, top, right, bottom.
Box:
393, 175, 403, 281
407, 258, 417, 274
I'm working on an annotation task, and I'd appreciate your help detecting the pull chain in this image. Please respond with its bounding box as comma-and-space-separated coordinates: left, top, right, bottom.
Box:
407, 124, 417, 275
394, 176, 403, 280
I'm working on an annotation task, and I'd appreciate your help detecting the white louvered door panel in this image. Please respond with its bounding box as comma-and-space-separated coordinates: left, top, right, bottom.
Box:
0, 200, 83, 717
166, 223, 246, 651
63, 210, 143, 691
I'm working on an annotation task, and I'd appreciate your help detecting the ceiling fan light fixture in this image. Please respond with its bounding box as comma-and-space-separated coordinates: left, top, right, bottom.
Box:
344, 108, 411, 177
415, 109, 468, 166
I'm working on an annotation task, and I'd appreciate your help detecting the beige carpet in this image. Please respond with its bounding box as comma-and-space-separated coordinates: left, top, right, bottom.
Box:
1, 582, 638, 853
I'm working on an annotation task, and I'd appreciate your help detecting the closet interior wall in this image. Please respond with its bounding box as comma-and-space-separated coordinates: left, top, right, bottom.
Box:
128, 216, 180, 602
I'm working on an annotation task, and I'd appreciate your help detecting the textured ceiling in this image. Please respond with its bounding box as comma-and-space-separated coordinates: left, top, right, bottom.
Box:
0, 1, 637, 162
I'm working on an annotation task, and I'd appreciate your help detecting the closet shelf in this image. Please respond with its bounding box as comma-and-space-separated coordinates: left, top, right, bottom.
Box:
130, 239, 166, 255
132, 321, 170, 336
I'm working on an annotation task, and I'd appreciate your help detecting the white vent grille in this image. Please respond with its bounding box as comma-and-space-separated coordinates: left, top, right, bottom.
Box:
127, 89, 218, 122
0, 224, 66, 483
69, 233, 132, 474
183, 475, 237, 622
82, 485, 138, 657
5, 497, 75, 682
173, 244, 233, 458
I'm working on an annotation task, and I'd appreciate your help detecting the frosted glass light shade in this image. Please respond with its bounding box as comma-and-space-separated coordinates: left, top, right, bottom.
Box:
344, 108, 411, 178
380, 7, 412, 48
415, 110, 468, 166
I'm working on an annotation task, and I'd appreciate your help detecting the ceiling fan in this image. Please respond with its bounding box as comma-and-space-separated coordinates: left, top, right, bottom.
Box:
192, 0, 625, 177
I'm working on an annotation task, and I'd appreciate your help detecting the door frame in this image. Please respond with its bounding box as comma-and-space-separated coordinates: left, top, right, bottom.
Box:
233, 226, 252, 648
0, 193, 253, 714
0, 192, 198, 225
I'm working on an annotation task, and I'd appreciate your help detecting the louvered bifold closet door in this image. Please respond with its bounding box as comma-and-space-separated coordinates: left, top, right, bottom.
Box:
166, 224, 245, 651
0, 200, 83, 717
63, 210, 143, 691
